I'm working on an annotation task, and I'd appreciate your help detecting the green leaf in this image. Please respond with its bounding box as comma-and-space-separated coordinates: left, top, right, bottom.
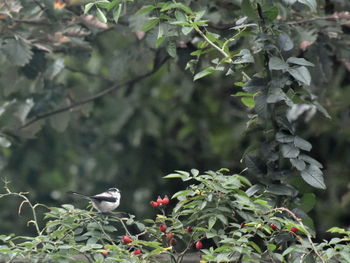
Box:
287, 66, 311, 85
245, 154, 266, 177
166, 41, 177, 58
298, 0, 317, 12
277, 33, 294, 51
241, 97, 255, 107
113, 4, 122, 23
267, 184, 297, 196
264, 5, 279, 21
2, 38, 33, 66
290, 158, 306, 171
287, 57, 314, 67
136, 5, 156, 15
233, 49, 254, 64
241, 0, 258, 19
193, 67, 215, 81
208, 216, 217, 230
96, 7, 107, 24
301, 165, 326, 189
281, 144, 300, 158
299, 193, 316, 213
246, 184, 264, 196
294, 136, 312, 151
160, 3, 193, 14
142, 18, 159, 32
84, 3, 94, 14
327, 227, 348, 234
269, 57, 289, 70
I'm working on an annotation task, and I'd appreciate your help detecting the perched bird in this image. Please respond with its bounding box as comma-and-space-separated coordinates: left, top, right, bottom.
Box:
68, 188, 121, 213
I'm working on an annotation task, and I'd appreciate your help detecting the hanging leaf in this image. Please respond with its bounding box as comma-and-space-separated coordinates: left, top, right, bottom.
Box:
245, 154, 267, 177
269, 57, 289, 70
113, 4, 122, 23
281, 144, 300, 158
301, 165, 326, 189
142, 18, 159, 32
287, 66, 311, 85
299, 154, 323, 168
2, 38, 33, 66
193, 67, 215, 81
290, 158, 306, 171
96, 7, 107, 24
166, 41, 177, 58
294, 136, 312, 151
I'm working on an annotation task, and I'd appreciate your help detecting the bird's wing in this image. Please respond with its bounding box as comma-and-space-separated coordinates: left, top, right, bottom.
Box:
90, 195, 117, 203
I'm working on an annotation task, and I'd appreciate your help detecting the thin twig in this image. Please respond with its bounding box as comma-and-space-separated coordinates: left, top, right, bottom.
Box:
20, 56, 170, 129
274, 207, 325, 263
193, 25, 232, 62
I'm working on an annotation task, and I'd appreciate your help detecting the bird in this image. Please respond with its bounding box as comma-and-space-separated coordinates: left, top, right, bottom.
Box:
68, 188, 121, 213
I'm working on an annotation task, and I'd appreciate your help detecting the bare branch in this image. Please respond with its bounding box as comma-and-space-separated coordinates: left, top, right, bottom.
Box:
20, 56, 170, 129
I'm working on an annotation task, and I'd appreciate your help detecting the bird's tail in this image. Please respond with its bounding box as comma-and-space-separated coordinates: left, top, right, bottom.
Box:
67, 191, 91, 200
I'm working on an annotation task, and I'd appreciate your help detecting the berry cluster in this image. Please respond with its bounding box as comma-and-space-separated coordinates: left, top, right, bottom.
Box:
150, 195, 170, 207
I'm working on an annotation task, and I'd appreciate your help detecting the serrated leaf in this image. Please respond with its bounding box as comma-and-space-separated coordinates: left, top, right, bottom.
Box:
286, 57, 314, 67
294, 136, 312, 151
281, 144, 300, 158
290, 158, 306, 171
96, 7, 107, 24
277, 33, 294, 51
287, 66, 311, 85
113, 4, 122, 23
2, 38, 33, 66
298, 0, 317, 12
193, 67, 215, 81
301, 165, 326, 189
269, 57, 289, 70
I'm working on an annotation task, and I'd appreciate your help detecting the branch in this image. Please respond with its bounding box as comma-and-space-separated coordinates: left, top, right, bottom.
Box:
274, 207, 325, 263
20, 56, 169, 129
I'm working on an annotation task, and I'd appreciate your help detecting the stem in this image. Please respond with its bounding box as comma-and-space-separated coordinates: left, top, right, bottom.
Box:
20, 56, 170, 129
274, 207, 325, 263
193, 25, 232, 62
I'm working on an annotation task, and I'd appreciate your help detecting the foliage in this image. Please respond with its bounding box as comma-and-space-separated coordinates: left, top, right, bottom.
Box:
0, 0, 350, 261
1, 170, 350, 262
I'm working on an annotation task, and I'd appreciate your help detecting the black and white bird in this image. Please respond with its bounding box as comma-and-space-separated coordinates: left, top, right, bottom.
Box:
68, 188, 121, 213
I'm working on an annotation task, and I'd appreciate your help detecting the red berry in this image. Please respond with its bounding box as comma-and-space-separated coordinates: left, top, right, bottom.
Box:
270, 224, 278, 230
166, 232, 175, 242
133, 249, 142, 255
170, 238, 177, 246
121, 235, 132, 244
157, 196, 163, 205
290, 227, 299, 234
186, 226, 193, 233
159, 224, 167, 232
162, 195, 170, 205
101, 250, 109, 256
150, 201, 159, 207
240, 223, 246, 228
195, 240, 203, 250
